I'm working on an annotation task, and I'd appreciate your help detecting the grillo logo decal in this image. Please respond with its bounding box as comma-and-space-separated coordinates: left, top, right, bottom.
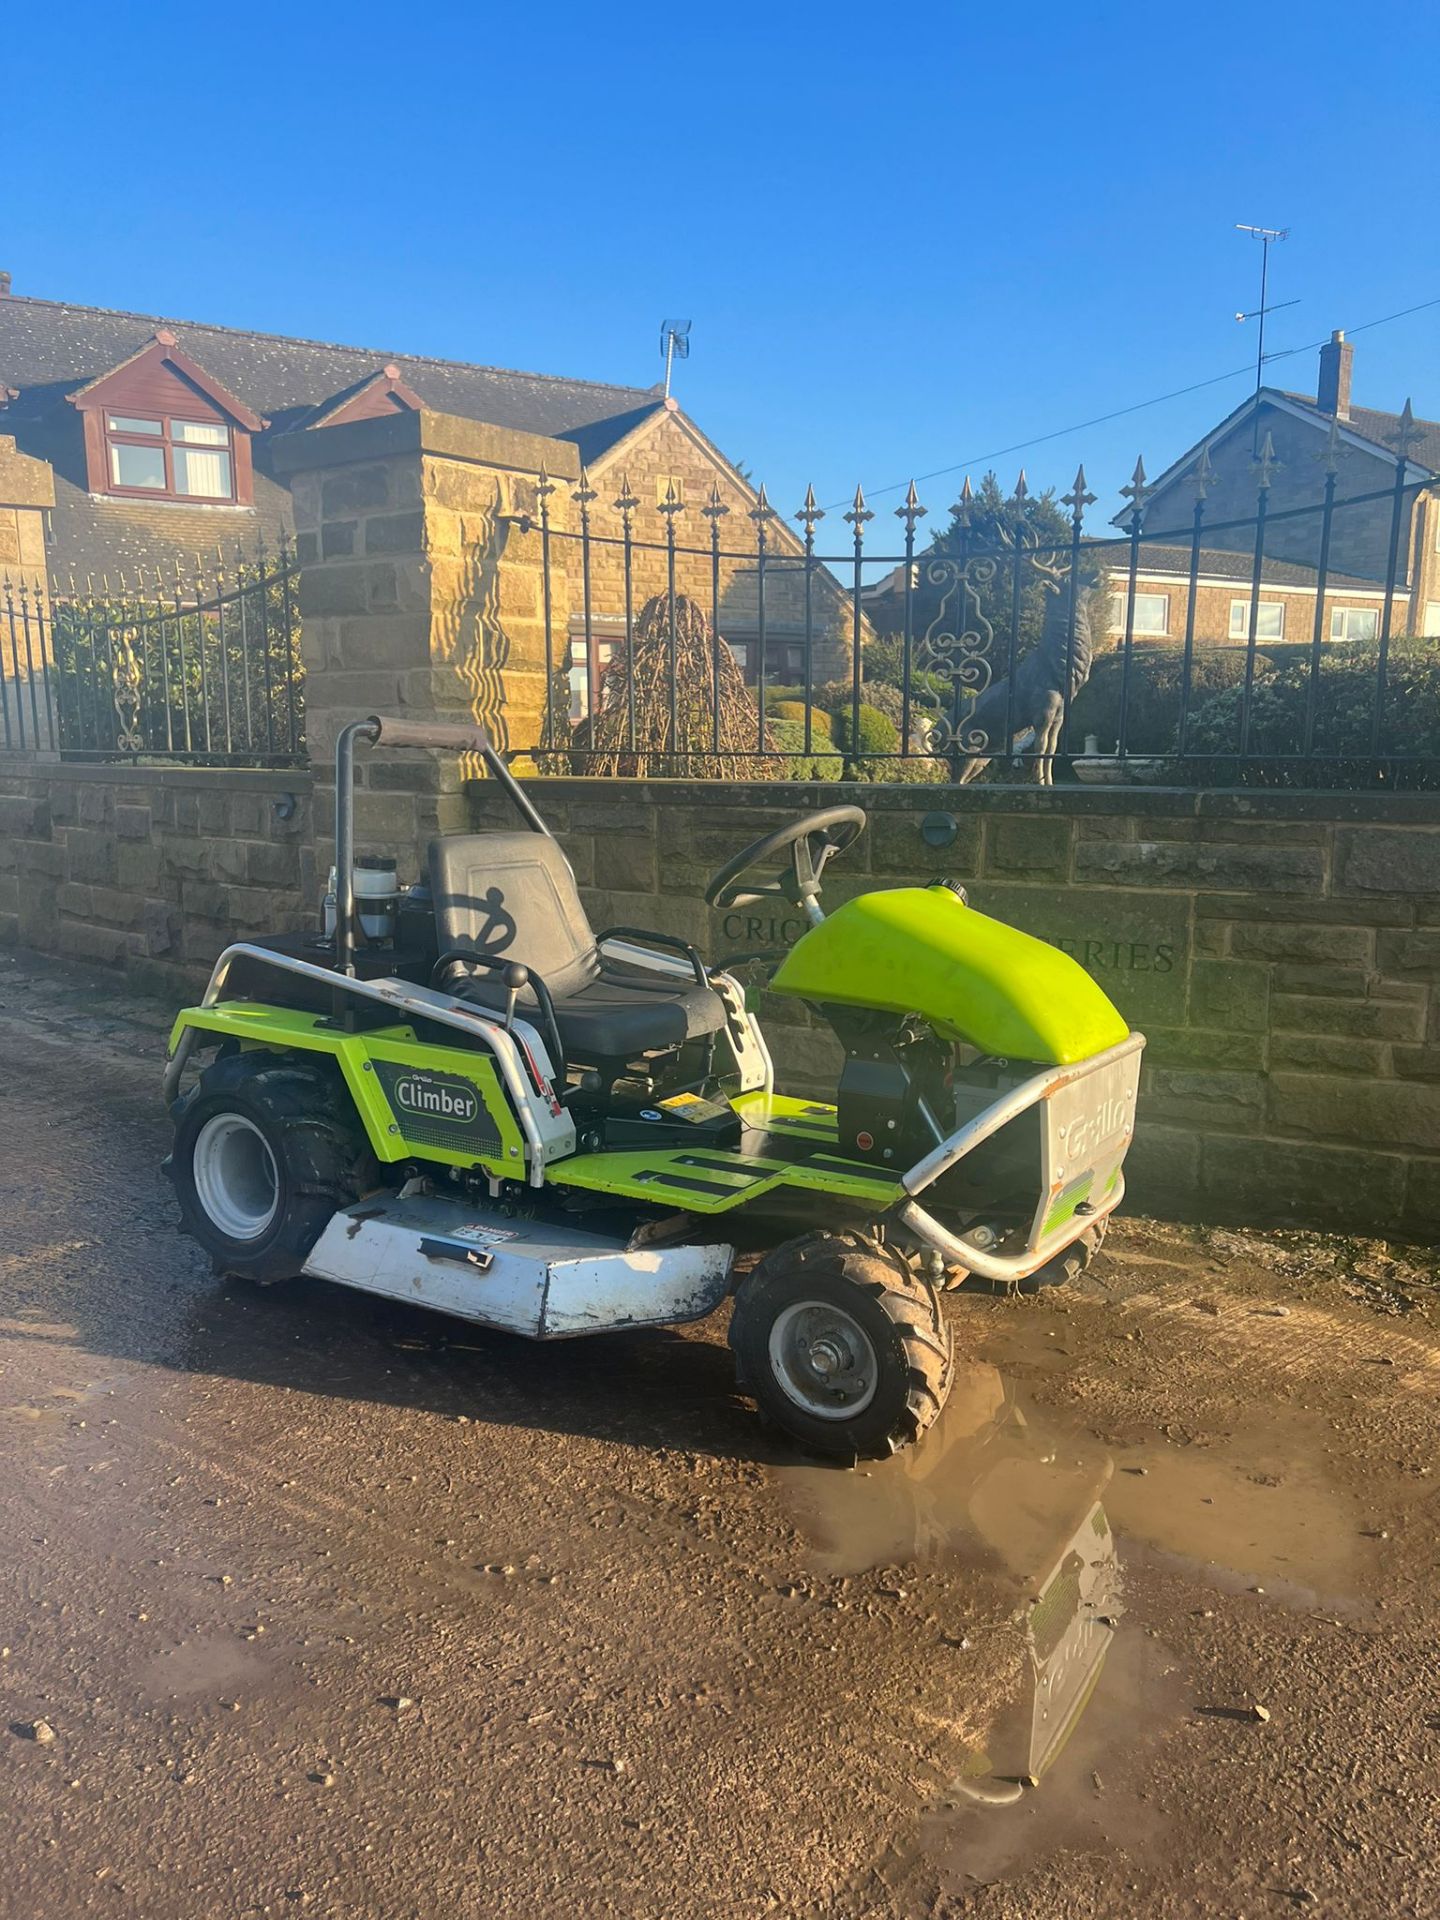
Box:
392, 1072, 480, 1125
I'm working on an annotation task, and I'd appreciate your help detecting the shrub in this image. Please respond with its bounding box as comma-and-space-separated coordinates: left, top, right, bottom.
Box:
819, 679, 906, 730
768, 718, 844, 780
1184, 638, 1440, 788
763, 684, 806, 713
1069, 645, 1285, 756
831, 701, 900, 757
769, 699, 833, 738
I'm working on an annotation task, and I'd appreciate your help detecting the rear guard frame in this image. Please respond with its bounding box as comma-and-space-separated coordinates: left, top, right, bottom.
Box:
896, 1033, 1145, 1283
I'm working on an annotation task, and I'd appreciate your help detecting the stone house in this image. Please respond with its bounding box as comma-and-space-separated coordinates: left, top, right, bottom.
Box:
1099, 542, 1409, 652
863, 333, 1440, 659
0, 274, 857, 732
1111, 331, 1440, 644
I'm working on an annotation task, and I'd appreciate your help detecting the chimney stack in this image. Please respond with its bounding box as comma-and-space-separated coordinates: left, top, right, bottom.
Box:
0, 272, 11, 298
1317, 328, 1353, 421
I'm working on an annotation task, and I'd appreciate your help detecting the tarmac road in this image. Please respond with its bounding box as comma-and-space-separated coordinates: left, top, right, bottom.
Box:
1, 949, 1438, 1919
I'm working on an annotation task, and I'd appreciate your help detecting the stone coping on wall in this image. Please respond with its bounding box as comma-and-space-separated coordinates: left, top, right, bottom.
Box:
269, 408, 582, 483
480, 775, 1440, 828
0, 757, 313, 797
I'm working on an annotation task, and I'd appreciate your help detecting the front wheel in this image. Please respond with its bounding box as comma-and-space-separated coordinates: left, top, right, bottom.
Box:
728, 1231, 953, 1459
169, 1050, 376, 1283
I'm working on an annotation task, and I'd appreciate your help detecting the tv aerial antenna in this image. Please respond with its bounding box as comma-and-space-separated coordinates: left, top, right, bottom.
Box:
1235, 224, 1295, 452
660, 319, 691, 399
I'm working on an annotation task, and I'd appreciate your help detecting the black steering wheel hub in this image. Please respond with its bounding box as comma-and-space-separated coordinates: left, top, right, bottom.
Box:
703, 805, 868, 913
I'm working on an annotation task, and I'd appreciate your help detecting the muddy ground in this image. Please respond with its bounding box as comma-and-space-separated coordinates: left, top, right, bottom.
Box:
0, 948, 1437, 1919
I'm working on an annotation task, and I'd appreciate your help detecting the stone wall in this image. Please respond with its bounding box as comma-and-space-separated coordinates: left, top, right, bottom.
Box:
468, 776, 1440, 1238
0, 762, 313, 998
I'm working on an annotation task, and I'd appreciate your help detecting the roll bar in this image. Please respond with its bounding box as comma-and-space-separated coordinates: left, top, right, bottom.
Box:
335, 713, 551, 978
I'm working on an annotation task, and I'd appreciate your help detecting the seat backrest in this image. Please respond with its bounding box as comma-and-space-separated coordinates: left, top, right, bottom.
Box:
428, 833, 598, 997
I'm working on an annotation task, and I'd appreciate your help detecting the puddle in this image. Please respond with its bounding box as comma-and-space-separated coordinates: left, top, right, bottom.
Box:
774, 1352, 1370, 1893
1102, 1435, 1369, 1616
916, 1631, 1183, 1894
781, 1363, 1113, 1584
779, 1366, 1123, 1791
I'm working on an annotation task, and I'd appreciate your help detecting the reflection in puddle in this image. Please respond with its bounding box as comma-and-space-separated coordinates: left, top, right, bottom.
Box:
777, 1354, 1374, 1896
781, 1364, 1121, 1791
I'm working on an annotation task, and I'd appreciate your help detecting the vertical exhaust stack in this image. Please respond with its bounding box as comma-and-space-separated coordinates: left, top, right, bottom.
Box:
1317, 329, 1353, 421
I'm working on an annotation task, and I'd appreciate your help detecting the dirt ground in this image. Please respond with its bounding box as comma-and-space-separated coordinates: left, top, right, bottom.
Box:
1, 948, 1437, 1920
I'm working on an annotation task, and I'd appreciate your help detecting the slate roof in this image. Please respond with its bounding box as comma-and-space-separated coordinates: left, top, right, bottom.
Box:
0, 294, 663, 450
0, 292, 666, 580
1280, 391, 1440, 474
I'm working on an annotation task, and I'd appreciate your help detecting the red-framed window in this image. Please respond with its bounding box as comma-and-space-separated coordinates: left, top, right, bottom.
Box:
103, 411, 236, 502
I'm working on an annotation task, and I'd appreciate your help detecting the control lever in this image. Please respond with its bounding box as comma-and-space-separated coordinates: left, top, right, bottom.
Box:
501, 962, 529, 1032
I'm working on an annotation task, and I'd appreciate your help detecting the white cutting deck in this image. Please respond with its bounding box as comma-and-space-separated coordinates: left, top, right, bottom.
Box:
302, 1191, 734, 1339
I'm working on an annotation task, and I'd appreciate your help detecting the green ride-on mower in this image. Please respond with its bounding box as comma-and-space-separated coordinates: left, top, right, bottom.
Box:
163, 716, 1145, 1460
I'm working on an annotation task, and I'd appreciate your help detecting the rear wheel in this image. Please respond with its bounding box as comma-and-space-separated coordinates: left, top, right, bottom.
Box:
728, 1231, 953, 1459
169, 1051, 376, 1283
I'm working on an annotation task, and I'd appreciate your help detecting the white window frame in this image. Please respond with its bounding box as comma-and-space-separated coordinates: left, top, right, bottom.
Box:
1110, 591, 1170, 636
1229, 598, 1285, 640
1128, 592, 1169, 636
1330, 605, 1380, 643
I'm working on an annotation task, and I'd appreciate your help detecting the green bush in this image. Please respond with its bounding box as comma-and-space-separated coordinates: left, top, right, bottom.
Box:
768, 718, 844, 779
1184, 639, 1440, 788
769, 699, 833, 738
1069, 645, 1286, 756
819, 679, 906, 730
831, 701, 900, 757
763, 684, 806, 713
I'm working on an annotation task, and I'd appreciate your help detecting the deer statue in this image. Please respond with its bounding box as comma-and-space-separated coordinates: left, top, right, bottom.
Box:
955, 570, 1098, 787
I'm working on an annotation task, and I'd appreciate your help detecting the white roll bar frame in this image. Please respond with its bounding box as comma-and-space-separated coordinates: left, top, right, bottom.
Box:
163, 942, 575, 1186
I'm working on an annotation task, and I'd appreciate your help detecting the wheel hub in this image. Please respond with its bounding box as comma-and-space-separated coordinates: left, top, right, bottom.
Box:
191, 1112, 280, 1243
768, 1299, 880, 1420
807, 1337, 848, 1379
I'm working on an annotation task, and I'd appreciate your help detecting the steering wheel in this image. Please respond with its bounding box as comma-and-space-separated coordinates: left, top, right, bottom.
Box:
704, 805, 868, 913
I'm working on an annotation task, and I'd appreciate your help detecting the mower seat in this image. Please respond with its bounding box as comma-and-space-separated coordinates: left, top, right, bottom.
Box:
428, 834, 726, 1064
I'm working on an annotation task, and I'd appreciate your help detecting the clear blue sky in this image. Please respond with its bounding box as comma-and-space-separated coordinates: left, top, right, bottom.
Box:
6, 0, 1436, 561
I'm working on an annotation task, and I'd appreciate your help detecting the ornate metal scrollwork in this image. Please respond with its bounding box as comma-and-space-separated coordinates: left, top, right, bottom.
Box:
111, 627, 144, 753
910, 553, 999, 756
911, 521, 1072, 762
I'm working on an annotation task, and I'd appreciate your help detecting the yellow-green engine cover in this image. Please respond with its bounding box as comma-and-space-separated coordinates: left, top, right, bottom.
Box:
769, 885, 1129, 1065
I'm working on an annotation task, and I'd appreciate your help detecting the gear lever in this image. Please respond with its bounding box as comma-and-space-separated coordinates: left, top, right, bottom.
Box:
501, 962, 529, 1032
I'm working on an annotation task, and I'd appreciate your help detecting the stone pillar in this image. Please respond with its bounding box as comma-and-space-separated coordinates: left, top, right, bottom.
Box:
0, 436, 57, 750
271, 411, 576, 885
0, 436, 53, 576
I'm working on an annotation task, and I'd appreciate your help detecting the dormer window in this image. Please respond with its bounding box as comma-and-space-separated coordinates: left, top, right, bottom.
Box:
105, 413, 235, 500
69, 329, 264, 507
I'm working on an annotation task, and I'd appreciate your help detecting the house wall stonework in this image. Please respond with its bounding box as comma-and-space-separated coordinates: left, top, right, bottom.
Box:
1100, 571, 1409, 649
0, 434, 54, 577
569, 408, 855, 684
